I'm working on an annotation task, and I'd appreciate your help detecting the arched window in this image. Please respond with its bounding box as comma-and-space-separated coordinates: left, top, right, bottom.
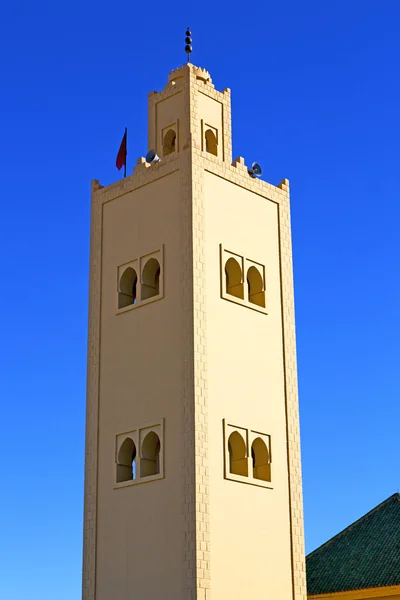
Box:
251, 437, 271, 482
247, 266, 265, 308
225, 257, 244, 299
163, 129, 176, 155
141, 258, 161, 300
141, 431, 161, 477
117, 438, 137, 483
228, 431, 248, 477
118, 267, 138, 309
205, 129, 218, 156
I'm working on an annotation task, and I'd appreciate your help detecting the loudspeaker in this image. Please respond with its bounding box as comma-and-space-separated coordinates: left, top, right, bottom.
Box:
248, 162, 262, 178
146, 149, 161, 164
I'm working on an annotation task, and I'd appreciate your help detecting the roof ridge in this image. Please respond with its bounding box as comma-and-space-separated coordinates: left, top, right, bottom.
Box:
307, 492, 400, 559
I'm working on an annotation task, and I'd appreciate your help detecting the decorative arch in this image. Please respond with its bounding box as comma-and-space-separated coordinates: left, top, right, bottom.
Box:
117, 438, 137, 483
228, 431, 248, 477
140, 431, 161, 477
141, 258, 161, 300
163, 129, 176, 156
247, 266, 265, 307
205, 129, 218, 156
225, 257, 244, 299
251, 437, 271, 482
118, 267, 137, 309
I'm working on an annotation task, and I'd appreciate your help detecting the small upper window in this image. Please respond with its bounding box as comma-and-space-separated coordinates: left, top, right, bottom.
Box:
247, 266, 265, 308
205, 129, 218, 156
141, 258, 161, 301
118, 267, 137, 309
163, 129, 176, 156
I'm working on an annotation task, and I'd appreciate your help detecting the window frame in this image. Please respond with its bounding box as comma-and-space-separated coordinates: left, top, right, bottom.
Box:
223, 419, 273, 489
161, 121, 179, 156
114, 419, 165, 489
220, 245, 268, 315
116, 246, 164, 315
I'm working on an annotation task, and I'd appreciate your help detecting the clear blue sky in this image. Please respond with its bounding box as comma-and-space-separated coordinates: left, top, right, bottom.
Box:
1, 1, 399, 598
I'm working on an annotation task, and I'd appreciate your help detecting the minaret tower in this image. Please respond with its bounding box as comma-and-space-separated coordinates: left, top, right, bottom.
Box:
82, 39, 306, 600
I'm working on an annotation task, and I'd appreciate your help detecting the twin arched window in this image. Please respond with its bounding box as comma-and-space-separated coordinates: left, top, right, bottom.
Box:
227, 430, 271, 483
225, 257, 265, 308
116, 431, 161, 483
118, 257, 161, 309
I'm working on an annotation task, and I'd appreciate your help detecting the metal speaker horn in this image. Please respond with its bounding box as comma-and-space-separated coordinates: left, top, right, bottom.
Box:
146, 149, 161, 164
248, 162, 262, 178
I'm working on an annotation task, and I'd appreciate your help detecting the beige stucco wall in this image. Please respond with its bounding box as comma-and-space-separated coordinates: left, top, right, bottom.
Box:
204, 172, 292, 598
195, 92, 223, 154
151, 90, 185, 156
96, 171, 187, 599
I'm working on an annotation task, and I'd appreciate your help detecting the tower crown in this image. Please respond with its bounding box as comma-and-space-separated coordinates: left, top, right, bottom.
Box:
168, 64, 211, 84
148, 62, 232, 164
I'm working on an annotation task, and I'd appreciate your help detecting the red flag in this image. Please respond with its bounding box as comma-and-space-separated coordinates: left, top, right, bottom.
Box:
116, 129, 127, 171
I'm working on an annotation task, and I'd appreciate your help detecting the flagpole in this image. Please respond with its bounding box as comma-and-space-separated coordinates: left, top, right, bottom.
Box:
124, 127, 127, 178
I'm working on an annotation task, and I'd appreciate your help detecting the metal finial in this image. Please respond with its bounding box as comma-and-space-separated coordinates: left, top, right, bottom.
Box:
185, 27, 192, 63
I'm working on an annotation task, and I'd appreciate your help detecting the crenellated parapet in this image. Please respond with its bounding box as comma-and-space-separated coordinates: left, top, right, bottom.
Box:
92, 148, 289, 210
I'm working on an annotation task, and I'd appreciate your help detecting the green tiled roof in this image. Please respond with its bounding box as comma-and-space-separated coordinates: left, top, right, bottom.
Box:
307, 493, 400, 595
